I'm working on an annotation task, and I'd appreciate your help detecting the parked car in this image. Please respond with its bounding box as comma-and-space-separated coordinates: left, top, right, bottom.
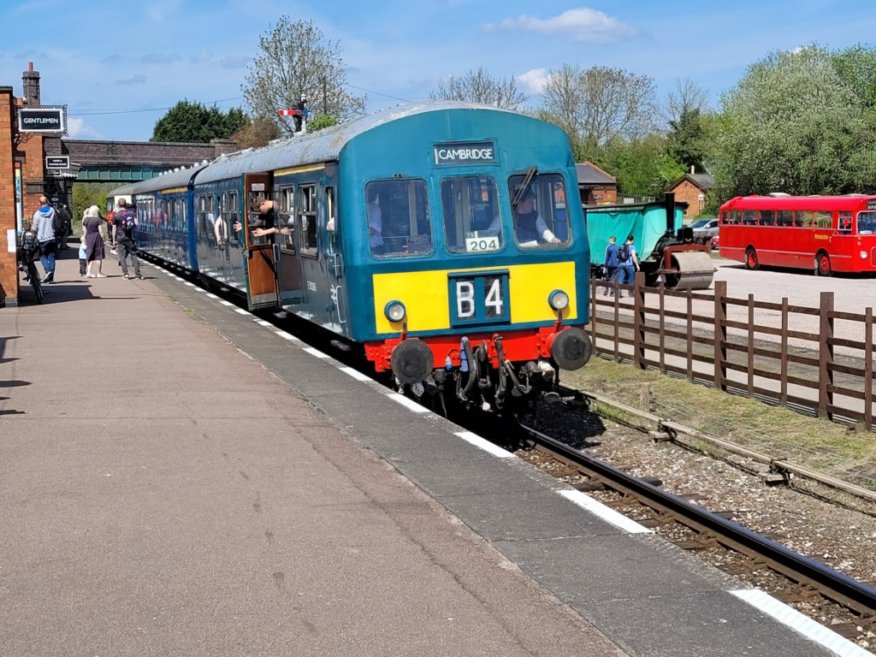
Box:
687, 217, 719, 245
710, 234, 719, 250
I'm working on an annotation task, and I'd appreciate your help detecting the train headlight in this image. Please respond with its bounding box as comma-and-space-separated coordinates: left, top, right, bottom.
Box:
384, 300, 407, 322
548, 289, 570, 311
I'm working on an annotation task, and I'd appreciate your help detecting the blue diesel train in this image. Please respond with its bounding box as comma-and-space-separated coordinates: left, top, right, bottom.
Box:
109, 101, 593, 411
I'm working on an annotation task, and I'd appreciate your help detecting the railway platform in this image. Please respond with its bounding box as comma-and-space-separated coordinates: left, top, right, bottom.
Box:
0, 251, 865, 657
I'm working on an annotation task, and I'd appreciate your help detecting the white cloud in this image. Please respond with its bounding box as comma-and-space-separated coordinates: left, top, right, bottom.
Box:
66, 117, 100, 139
517, 68, 549, 94
488, 8, 635, 43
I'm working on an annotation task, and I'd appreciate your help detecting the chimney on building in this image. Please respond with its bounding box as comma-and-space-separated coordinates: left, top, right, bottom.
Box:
690, 165, 695, 175
22, 61, 40, 106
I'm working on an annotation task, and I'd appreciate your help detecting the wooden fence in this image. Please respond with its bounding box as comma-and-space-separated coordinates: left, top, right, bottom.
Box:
588, 274, 875, 431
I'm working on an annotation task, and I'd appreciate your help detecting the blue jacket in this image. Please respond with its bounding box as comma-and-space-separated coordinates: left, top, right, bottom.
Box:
604, 243, 619, 267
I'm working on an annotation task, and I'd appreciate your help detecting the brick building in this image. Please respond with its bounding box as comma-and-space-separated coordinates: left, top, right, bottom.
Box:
0, 63, 238, 307
575, 161, 617, 205
668, 169, 715, 219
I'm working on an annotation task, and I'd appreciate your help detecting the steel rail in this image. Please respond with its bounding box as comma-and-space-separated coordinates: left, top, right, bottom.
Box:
522, 423, 876, 619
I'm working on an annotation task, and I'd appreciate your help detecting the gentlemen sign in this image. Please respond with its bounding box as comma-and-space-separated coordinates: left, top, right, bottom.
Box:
46, 155, 70, 169
18, 106, 67, 134
434, 141, 495, 166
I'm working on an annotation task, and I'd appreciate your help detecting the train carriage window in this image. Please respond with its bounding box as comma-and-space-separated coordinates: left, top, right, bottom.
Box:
759, 210, 775, 226
299, 185, 318, 257
274, 187, 296, 253
365, 179, 432, 258
441, 176, 501, 254
838, 212, 853, 233
507, 173, 571, 249
743, 210, 758, 225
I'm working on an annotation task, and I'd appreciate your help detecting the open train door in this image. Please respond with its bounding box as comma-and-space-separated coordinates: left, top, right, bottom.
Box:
242, 173, 279, 310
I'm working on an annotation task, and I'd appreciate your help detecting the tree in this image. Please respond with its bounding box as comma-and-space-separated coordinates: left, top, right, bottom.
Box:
541, 65, 658, 146
713, 46, 876, 198
230, 116, 280, 150
152, 100, 248, 143
663, 78, 711, 173
242, 17, 365, 136
430, 67, 527, 110
597, 135, 685, 198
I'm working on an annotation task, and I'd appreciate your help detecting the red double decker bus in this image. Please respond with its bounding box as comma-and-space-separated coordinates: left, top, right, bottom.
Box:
718, 194, 876, 275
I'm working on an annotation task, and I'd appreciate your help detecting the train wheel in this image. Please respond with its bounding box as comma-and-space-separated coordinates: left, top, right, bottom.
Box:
815, 251, 832, 277
745, 247, 759, 271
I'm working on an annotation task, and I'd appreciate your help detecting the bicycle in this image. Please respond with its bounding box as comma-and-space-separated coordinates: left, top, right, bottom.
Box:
17, 236, 44, 304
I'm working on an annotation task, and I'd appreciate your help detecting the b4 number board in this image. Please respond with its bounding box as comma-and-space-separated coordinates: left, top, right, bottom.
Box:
448, 270, 510, 326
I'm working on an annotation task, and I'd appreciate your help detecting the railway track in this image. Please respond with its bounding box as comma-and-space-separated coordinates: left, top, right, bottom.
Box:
517, 421, 876, 641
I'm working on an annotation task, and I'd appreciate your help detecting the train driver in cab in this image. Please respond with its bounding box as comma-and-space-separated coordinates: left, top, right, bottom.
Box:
486, 187, 560, 246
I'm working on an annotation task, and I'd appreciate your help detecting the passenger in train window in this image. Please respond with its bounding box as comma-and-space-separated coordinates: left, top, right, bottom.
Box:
512, 188, 560, 246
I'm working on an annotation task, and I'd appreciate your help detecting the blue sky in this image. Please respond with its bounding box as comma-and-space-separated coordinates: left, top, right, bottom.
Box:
2, 0, 875, 142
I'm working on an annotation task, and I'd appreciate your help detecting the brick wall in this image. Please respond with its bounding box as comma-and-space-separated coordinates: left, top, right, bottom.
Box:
0, 87, 17, 305
671, 180, 707, 218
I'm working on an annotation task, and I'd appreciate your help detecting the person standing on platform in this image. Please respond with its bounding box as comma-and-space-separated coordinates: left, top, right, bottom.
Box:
112, 199, 142, 280
82, 205, 107, 278
32, 195, 58, 284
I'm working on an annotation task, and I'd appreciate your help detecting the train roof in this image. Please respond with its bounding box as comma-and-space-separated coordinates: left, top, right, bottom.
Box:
720, 194, 876, 212
193, 101, 523, 185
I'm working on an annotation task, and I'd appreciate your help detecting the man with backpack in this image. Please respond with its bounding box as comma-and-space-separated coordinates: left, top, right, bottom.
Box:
619, 234, 640, 295
112, 199, 142, 279
32, 195, 58, 283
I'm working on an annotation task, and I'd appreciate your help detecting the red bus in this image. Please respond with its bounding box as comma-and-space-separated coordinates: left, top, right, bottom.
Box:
718, 194, 876, 275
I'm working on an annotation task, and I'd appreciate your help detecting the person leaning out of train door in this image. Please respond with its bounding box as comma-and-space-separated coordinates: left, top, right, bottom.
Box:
248, 201, 293, 241
602, 235, 620, 296
511, 187, 560, 247
235, 199, 276, 244
620, 234, 639, 295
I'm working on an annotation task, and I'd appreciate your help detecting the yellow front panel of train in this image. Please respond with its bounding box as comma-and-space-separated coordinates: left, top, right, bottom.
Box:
372, 261, 578, 333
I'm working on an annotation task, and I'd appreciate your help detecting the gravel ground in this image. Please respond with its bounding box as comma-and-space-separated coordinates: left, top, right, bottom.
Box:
522, 397, 876, 650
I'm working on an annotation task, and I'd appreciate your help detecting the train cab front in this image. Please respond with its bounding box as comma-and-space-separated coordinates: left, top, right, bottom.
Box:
366, 275, 592, 414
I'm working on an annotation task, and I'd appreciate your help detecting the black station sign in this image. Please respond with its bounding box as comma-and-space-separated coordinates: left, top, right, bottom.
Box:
45, 155, 70, 169
434, 141, 496, 166
18, 106, 67, 134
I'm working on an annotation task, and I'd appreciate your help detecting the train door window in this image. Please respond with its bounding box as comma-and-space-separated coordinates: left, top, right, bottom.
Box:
365, 179, 431, 258
299, 185, 318, 257
274, 186, 296, 253
441, 176, 501, 254
325, 186, 337, 249
507, 173, 570, 249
